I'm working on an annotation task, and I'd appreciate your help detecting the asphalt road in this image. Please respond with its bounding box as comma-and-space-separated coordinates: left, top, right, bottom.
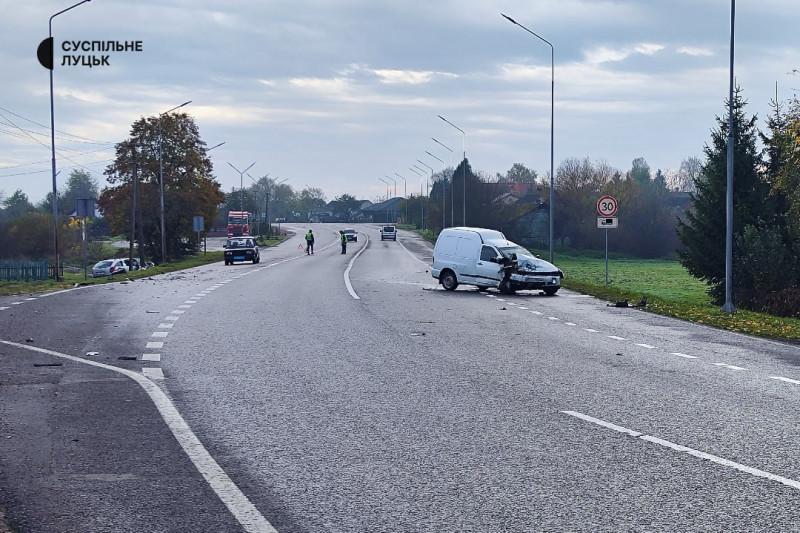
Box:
3, 223, 800, 532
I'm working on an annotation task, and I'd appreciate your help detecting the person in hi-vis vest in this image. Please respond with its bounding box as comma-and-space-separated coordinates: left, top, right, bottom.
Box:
305, 229, 315, 254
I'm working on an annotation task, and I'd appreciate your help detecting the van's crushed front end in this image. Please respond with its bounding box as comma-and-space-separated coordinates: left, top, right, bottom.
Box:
505, 254, 564, 294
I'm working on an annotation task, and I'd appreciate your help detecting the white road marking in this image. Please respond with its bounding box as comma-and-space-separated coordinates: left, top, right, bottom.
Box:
530, 311, 543, 315
25, 297, 37, 301
142, 367, 164, 380
184, 300, 198, 304
11, 302, 23, 305
146, 341, 164, 349
142, 353, 161, 362
344, 233, 370, 300
172, 310, 186, 314
0, 340, 277, 533
151, 331, 169, 338
158, 323, 174, 329
166, 315, 180, 321
565, 322, 577, 326
713, 363, 747, 371
636, 343, 657, 349
608, 335, 627, 341
547, 316, 560, 321
518, 306, 529, 310
584, 328, 599, 333
671, 352, 698, 359
178, 305, 191, 309
771, 376, 800, 385
562, 410, 800, 491
0, 307, 9, 311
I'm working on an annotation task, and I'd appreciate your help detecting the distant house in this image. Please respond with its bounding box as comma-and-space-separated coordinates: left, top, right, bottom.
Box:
360, 197, 404, 223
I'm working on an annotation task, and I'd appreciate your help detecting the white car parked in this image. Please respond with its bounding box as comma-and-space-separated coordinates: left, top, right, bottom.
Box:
430, 227, 563, 295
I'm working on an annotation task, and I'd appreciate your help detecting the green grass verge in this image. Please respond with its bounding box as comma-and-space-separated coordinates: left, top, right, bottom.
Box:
0, 235, 288, 297
545, 251, 800, 343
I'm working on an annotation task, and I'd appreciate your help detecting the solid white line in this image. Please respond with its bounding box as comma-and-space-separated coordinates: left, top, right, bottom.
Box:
344, 234, 370, 300
396, 236, 431, 267
563, 410, 800, 492
561, 410, 643, 437
1, 340, 278, 533
671, 352, 698, 359
771, 376, 800, 385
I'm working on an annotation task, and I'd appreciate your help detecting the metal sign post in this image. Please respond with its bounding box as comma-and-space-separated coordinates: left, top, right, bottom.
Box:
193, 215, 205, 254
597, 196, 619, 287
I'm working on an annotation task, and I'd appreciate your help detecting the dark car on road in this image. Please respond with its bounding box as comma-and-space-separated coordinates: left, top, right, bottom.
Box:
343, 228, 357, 242
223, 237, 260, 265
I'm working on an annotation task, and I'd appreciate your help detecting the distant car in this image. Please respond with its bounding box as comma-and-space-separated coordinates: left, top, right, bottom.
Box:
91, 259, 128, 278
380, 225, 396, 241
223, 237, 260, 265
343, 228, 357, 242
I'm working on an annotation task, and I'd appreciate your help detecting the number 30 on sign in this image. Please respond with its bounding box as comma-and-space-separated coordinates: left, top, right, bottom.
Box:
597, 196, 618, 217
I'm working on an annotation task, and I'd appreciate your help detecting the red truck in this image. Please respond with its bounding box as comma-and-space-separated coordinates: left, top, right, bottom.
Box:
227, 211, 251, 237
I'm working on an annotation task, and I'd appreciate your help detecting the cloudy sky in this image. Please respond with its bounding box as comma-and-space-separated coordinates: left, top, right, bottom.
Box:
1, 0, 798, 205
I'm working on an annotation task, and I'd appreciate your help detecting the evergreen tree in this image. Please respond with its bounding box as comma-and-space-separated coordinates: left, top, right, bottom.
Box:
678, 87, 768, 304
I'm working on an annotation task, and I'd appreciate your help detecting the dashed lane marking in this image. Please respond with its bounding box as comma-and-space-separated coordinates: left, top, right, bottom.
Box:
671, 352, 698, 359
142, 353, 161, 362
713, 363, 748, 371
146, 341, 164, 349
563, 410, 800, 492
771, 376, 800, 385
142, 367, 164, 380
151, 331, 169, 338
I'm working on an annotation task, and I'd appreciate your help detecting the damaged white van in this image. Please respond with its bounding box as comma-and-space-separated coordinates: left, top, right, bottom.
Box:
430, 227, 563, 295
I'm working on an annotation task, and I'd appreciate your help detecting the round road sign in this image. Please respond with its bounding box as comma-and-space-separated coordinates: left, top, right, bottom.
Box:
597, 196, 618, 217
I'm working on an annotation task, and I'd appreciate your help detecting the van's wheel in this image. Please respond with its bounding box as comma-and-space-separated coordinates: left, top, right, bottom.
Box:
543, 287, 559, 296
440, 271, 458, 291
476, 286, 488, 292
499, 279, 514, 295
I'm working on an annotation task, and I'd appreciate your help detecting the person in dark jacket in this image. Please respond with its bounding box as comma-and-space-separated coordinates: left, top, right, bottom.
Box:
340, 230, 347, 254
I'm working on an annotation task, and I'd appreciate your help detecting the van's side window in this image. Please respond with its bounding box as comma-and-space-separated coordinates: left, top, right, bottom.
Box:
480, 245, 497, 262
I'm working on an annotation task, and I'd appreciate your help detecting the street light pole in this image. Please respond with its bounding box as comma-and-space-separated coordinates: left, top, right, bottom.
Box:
378, 177, 390, 222
502, 12, 555, 263
228, 161, 256, 213
47, 0, 92, 280
438, 115, 466, 226
723, 0, 736, 314
158, 100, 192, 263
431, 137, 454, 227
395, 173, 407, 224
409, 167, 424, 229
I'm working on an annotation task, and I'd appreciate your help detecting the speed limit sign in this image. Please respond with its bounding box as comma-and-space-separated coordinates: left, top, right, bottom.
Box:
597, 196, 618, 217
